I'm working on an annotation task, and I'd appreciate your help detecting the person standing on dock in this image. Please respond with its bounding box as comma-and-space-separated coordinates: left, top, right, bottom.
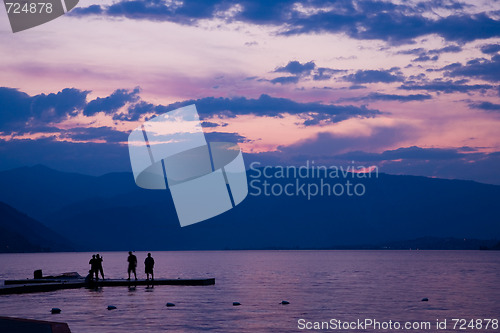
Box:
96, 254, 105, 280
127, 251, 138, 280
144, 253, 155, 281
89, 255, 98, 281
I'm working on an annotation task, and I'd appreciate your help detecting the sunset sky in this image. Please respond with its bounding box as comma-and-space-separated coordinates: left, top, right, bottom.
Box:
0, 0, 499, 184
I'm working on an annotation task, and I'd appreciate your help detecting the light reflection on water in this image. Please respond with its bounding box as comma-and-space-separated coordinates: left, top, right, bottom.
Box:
0, 251, 499, 332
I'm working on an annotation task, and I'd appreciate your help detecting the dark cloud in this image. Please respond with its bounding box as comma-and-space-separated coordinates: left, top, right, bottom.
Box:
71, 0, 500, 44
0, 87, 89, 133
337, 145, 465, 161
248, 126, 417, 167
440, 62, 462, 71
339, 92, 432, 102
113, 100, 162, 121
201, 121, 223, 128
271, 61, 345, 83
412, 54, 439, 62
313, 68, 347, 81
1, 87, 381, 138
275, 61, 315, 75
428, 45, 462, 54
84, 87, 140, 116
480, 44, 500, 54
251, 135, 500, 185
0, 87, 149, 135
270, 76, 300, 85
343, 70, 404, 84
158, 94, 381, 125
0, 88, 32, 130
445, 54, 500, 82
415, 0, 469, 11
397, 48, 426, 55
407, 73, 427, 81
60, 127, 130, 143
204, 132, 248, 143
399, 80, 494, 93
285, 10, 500, 44
32, 88, 89, 122
468, 101, 500, 111
74, 0, 179, 22
348, 85, 367, 90
26, 126, 63, 133
399, 44, 461, 62
431, 13, 500, 43
332, 146, 500, 185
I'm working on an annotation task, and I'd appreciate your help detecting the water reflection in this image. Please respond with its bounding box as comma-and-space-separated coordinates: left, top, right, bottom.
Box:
0, 251, 498, 332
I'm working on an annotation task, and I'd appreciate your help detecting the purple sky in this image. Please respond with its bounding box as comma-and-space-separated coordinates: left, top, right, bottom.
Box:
0, 0, 499, 184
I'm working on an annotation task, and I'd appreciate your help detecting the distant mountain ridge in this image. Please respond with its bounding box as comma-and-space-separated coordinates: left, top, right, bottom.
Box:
0, 165, 499, 251
0, 164, 137, 220
0, 201, 74, 253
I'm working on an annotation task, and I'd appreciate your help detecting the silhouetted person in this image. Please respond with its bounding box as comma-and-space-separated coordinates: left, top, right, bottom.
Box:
89, 255, 98, 281
127, 251, 138, 280
84, 270, 95, 286
96, 254, 104, 280
144, 253, 155, 281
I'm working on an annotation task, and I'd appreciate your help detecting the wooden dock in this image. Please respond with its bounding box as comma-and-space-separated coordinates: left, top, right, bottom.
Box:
0, 278, 215, 295
0, 316, 71, 333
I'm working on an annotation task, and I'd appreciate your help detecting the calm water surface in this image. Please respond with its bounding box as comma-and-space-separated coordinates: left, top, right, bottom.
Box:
0, 251, 499, 332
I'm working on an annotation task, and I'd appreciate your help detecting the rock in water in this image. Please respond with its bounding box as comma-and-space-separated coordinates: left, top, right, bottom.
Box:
51, 308, 61, 314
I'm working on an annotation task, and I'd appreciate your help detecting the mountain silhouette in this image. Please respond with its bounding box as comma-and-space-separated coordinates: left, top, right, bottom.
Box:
0, 201, 74, 252
0, 165, 499, 250
0, 164, 137, 220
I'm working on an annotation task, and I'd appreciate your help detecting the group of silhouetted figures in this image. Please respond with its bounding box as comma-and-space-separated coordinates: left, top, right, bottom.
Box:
127, 251, 155, 281
88, 254, 104, 281
86, 252, 155, 282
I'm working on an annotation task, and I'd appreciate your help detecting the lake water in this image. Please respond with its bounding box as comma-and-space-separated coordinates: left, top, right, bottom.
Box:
0, 251, 499, 332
